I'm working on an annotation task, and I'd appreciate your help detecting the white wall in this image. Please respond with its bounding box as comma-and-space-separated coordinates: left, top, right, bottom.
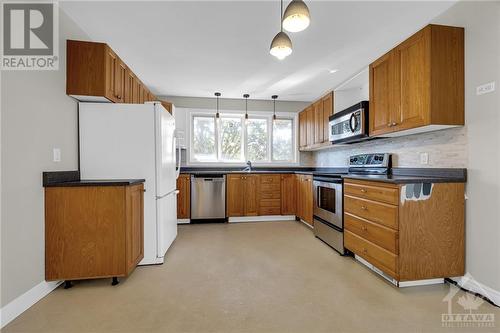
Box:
311, 1, 500, 295
1, 9, 90, 307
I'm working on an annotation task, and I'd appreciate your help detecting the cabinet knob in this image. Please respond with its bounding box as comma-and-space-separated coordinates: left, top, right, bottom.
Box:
387, 123, 392, 127
391, 122, 397, 127
360, 189, 367, 193
361, 206, 367, 210
362, 248, 368, 254
362, 225, 368, 231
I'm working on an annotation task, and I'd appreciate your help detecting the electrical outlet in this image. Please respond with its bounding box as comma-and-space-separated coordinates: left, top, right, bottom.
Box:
53, 148, 61, 162
476, 81, 495, 95
420, 152, 429, 165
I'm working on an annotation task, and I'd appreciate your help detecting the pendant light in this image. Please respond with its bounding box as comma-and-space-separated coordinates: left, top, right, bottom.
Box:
283, 0, 310, 33
243, 94, 250, 123
272, 95, 278, 121
270, 0, 292, 60
214, 92, 221, 119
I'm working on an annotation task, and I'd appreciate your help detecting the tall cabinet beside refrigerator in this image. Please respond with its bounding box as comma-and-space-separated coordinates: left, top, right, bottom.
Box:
79, 102, 180, 265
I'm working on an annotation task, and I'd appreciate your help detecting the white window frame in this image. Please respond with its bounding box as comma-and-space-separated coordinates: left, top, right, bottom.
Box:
187, 108, 299, 166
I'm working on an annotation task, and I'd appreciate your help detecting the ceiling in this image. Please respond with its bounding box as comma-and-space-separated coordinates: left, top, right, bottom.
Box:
60, 1, 457, 102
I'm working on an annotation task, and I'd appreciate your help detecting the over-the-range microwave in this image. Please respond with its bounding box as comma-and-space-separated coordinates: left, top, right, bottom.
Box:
328, 101, 369, 144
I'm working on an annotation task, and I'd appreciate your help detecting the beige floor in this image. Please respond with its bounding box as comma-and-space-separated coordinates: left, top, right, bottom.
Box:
3, 221, 499, 333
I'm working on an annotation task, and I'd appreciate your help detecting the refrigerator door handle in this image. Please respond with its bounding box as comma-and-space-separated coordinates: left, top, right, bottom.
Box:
156, 189, 179, 199
174, 135, 181, 179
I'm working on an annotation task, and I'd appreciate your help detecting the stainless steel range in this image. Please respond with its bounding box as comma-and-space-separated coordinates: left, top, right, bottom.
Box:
313, 153, 392, 255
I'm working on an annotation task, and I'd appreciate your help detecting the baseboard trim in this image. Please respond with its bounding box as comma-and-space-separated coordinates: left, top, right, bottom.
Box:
299, 219, 313, 229
177, 219, 190, 224
0, 280, 62, 328
451, 275, 500, 307
228, 215, 295, 223
398, 278, 444, 288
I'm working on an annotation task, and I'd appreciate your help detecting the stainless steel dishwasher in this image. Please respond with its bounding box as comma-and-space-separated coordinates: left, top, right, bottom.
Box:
191, 174, 226, 221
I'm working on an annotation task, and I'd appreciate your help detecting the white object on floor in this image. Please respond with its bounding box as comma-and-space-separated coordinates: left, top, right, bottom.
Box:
228, 215, 296, 223
79, 102, 180, 265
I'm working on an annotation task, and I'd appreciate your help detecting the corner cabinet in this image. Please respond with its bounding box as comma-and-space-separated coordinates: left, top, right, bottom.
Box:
344, 179, 465, 282
369, 24, 464, 137
45, 183, 144, 282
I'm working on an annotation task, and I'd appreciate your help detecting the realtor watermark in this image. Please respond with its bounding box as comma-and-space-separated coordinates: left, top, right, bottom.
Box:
1, 1, 59, 70
442, 274, 496, 328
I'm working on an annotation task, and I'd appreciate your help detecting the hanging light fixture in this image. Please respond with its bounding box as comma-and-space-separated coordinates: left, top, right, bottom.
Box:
270, 0, 292, 60
243, 94, 250, 123
214, 92, 221, 119
283, 0, 310, 33
272, 95, 278, 121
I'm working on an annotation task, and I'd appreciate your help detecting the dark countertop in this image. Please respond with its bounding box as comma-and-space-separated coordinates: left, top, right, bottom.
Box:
180, 167, 466, 184
44, 179, 145, 187
42, 171, 145, 187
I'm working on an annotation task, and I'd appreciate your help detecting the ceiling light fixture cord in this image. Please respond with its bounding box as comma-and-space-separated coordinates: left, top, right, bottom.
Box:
215, 92, 221, 118
272, 95, 278, 121
244, 94, 250, 120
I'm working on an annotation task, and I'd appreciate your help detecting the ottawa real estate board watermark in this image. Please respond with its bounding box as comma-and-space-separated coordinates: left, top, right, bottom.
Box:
1, 1, 59, 70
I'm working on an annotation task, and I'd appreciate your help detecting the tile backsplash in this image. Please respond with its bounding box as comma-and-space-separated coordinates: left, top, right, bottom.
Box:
308, 127, 467, 168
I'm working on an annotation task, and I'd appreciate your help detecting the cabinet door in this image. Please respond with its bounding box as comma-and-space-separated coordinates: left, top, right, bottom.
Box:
395, 28, 429, 131
114, 59, 126, 103
302, 175, 313, 225
296, 175, 304, 219
105, 48, 118, 102
243, 175, 259, 216
138, 83, 145, 104
124, 70, 135, 103
176, 175, 190, 219
126, 184, 144, 273
299, 110, 307, 149
369, 51, 398, 136
306, 106, 315, 147
322, 93, 333, 142
227, 175, 244, 217
281, 174, 296, 215
313, 100, 323, 144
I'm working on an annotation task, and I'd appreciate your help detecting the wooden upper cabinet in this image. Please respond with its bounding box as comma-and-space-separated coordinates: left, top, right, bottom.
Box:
305, 106, 315, 147
313, 100, 324, 144
299, 110, 307, 149
369, 24, 464, 137
322, 92, 333, 142
369, 50, 398, 136
176, 174, 190, 219
67, 40, 169, 107
161, 101, 173, 114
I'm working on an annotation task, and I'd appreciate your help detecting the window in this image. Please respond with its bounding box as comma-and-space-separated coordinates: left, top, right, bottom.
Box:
246, 118, 268, 162
219, 116, 244, 162
272, 119, 294, 162
190, 112, 296, 164
192, 116, 216, 161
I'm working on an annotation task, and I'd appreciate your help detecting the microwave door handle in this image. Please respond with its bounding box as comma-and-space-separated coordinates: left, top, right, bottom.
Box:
349, 113, 357, 132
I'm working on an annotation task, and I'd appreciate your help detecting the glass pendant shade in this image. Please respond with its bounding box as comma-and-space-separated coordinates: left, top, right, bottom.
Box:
269, 32, 292, 60
283, 0, 310, 32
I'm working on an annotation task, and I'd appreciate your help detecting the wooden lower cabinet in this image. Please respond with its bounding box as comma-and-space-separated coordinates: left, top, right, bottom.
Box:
280, 174, 296, 215
45, 183, 144, 281
258, 174, 281, 215
177, 174, 190, 219
227, 174, 258, 217
296, 174, 313, 226
344, 179, 465, 282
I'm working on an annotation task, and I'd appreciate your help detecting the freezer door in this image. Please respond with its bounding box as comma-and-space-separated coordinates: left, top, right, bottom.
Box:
156, 190, 179, 258
155, 104, 177, 197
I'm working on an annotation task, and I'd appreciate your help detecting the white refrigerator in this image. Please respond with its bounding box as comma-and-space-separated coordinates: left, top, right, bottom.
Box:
79, 102, 180, 265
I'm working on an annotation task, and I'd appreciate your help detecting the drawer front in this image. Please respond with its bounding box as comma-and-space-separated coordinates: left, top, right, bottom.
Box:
345, 230, 397, 278
260, 175, 281, 184
260, 191, 281, 199
259, 207, 281, 215
259, 199, 281, 208
260, 183, 280, 192
344, 181, 399, 205
344, 195, 398, 229
345, 213, 398, 254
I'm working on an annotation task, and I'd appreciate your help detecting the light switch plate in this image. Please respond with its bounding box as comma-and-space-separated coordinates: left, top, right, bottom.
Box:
53, 148, 61, 162
476, 81, 495, 95
420, 152, 429, 165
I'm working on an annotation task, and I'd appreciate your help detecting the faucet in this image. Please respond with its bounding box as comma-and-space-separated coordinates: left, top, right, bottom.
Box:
243, 161, 252, 172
